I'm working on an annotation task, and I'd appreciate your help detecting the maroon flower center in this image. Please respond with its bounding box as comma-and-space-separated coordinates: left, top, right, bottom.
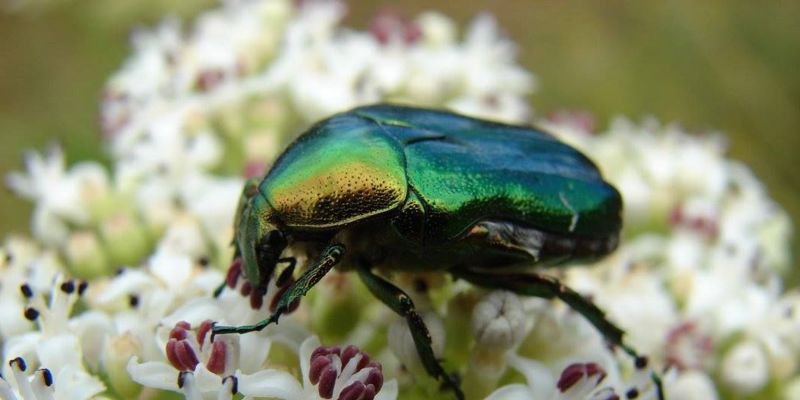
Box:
165, 320, 229, 375
309, 344, 383, 400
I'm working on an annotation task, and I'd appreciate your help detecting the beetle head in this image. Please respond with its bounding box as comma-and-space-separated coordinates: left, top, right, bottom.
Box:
235, 180, 287, 288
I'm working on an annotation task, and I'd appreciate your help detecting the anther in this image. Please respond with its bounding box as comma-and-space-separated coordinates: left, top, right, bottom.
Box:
38, 368, 53, 386
24, 307, 39, 321
77, 281, 88, 295
10, 357, 27, 371
177, 371, 189, 388
19, 284, 33, 298
128, 294, 140, 308
223, 376, 238, 394
635, 356, 648, 369
60, 281, 75, 294
626, 388, 639, 399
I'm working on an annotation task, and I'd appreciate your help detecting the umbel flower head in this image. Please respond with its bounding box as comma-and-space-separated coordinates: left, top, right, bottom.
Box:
2, 0, 796, 399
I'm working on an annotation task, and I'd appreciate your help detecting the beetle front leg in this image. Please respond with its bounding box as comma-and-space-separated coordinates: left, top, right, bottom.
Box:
357, 264, 464, 400
213, 244, 345, 336
213, 257, 298, 298
451, 269, 664, 400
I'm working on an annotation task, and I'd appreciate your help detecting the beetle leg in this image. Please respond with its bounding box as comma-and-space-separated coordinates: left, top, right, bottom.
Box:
213, 257, 298, 298
212, 244, 344, 336
357, 264, 464, 400
451, 269, 664, 400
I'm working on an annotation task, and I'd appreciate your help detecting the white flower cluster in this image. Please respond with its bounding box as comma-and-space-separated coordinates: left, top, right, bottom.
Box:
538, 116, 796, 399
1, 0, 795, 399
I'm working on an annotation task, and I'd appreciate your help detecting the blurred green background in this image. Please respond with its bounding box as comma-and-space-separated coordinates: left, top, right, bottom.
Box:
1, 0, 798, 260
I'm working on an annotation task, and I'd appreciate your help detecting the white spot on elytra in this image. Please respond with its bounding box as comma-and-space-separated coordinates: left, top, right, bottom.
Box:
559, 192, 579, 233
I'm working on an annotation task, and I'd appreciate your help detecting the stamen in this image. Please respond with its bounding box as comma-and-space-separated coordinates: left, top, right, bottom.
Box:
196, 320, 213, 349
309, 343, 384, 400
60, 281, 75, 294
38, 369, 53, 387
364, 367, 383, 391
174, 341, 200, 371
557, 362, 606, 393
251, 287, 265, 310
128, 294, 140, 308
222, 375, 238, 395
240, 282, 252, 297
310, 356, 332, 385
9, 358, 26, 372
225, 258, 242, 288
318, 367, 337, 399
24, 307, 39, 321
169, 322, 191, 341
177, 371, 188, 388
338, 381, 365, 400
205, 340, 227, 375
9, 357, 35, 400
19, 284, 33, 298
77, 281, 88, 295
590, 387, 621, 400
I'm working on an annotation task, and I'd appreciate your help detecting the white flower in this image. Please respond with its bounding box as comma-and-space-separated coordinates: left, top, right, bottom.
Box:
0, 355, 104, 400
236, 335, 398, 400
0, 239, 62, 339
720, 340, 770, 394
486, 354, 655, 400
669, 370, 719, 400
1, 275, 107, 400
6, 147, 109, 245
472, 290, 527, 351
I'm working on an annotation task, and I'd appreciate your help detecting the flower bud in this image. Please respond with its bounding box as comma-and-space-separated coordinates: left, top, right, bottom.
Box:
102, 333, 143, 398
99, 211, 152, 268
63, 231, 109, 279
464, 291, 527, 398
670, 370, 719, 400
721, 340, 769, 395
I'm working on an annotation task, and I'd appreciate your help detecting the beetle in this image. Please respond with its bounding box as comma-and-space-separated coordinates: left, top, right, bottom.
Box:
212, 104, 663, 399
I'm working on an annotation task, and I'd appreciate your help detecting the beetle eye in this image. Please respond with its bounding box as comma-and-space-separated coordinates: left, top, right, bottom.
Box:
244, 184, 259, 198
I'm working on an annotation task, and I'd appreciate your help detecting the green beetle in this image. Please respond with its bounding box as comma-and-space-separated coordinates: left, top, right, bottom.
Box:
213, 104, 661, 399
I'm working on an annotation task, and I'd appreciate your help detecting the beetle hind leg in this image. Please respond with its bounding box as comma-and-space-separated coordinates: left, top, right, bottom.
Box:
357, 264, 464, 400
451, 269, 664, 400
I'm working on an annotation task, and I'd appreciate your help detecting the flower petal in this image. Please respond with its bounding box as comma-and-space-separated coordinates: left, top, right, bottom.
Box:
374, 379, 398, 400
485, 383, 536, 400
299, 335, 321, 389
127, 357, 179, 391
236, 369, 303, 399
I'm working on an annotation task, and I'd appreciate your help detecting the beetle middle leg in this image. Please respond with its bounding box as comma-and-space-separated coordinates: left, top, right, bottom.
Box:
213, 244, 345, 336
451, 269, 664, 400
357, 263, 464, 400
